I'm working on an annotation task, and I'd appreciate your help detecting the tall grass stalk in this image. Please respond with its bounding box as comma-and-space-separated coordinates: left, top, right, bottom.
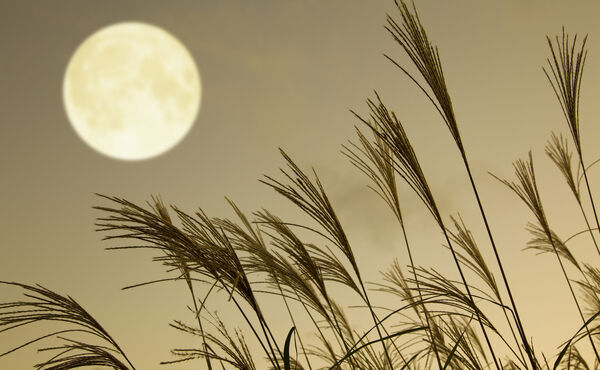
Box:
545, 133, 600, 257
385, 1, 537, 367
261, 149, 395, 368
354, 94, 500, 369
494, 152, 600, 363
343, 128, 443, 368
544, 31, 600, 260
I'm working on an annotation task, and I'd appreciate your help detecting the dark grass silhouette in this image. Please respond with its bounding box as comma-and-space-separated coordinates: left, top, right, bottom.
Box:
2, 1, 600, 369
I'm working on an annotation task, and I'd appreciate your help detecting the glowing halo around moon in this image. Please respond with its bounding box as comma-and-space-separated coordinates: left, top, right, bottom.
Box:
63, 22, 201, 161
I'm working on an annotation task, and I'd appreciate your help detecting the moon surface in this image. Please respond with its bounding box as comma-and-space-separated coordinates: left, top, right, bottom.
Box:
63, 22, 201, 160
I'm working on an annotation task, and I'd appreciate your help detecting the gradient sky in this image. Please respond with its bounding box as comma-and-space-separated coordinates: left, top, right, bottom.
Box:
2, 1, 600, 369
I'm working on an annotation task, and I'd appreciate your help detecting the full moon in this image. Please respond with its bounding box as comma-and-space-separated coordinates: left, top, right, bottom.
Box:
63, 22, 201, 161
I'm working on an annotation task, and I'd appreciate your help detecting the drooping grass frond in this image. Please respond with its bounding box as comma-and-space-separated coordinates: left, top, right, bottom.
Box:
96, 195, 262, 317
149, 196, 216, 369
526, 222, 580, 270
352, 344, 387, 370
446, 215, 500, 301
238, 211, 341, 332
256, 210, 361, 298
495, 154, 600, 362
35, 339, 131, 370
329, 325, 429, 370
213, 200, 266, 258
253, 212, 358, 365
438, 316, 486, 370
306, 336, 338, 369
182, 213, 265, 320
546, 132, 600, 258
439, 223, 526, 369
167, 314, 257, 370
545, 28, 600, 269
405, 267, 494, 331
373, 262, 452, 367
559, 345, 591, 370
331, 302, 372, 369
230, 215, 345, 364
348, 332, 395, 370
577, 264, 600, 318
182, 209, 263, 313
305, 245, 362, 297
96, 195, 205, 282
342, 127, 402, 222
376, 259, 419, 314
461, 319, 487, 368
544, 29, 588, 154
429, 316, 447, 361
212, 205, 288, 298
235, 231, 329, 323
0, 282, 134, 370
329, 298, 409, 370
262, 150, 394, 368
500, 358, 521, 370
345, 119, 445, 368
269, 252, 330, 321
96, 195, 288, 368
354, 93, 441, 227
385, 0, 461, 148
492, 152, 549, 232
261, 150, 358, 275
328, 303, 358, 356
546, 132, 581, 200
217, 208, 318, 369
216, 209, 322, 367
270, 357, 306, 370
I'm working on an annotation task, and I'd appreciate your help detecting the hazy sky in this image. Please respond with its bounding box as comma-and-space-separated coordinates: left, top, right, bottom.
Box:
2, 1, 600, 369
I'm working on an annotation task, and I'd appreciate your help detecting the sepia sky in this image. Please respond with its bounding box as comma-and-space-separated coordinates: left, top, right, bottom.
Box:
2, 1, 600, 368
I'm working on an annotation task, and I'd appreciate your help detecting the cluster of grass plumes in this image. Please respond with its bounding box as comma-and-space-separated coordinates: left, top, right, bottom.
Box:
3, 1, 600, 369
0, 282, 136, 369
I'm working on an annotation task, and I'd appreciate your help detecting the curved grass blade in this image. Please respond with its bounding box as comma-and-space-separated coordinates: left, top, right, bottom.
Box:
328, 326, 427, 369
442, 316, 473, 369
283, 327, 296, 370
554, 309, 600, 369
399, 352, 420, 370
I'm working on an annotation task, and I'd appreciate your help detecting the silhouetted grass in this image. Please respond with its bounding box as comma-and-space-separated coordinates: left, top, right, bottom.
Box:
2, 1, 600, 369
